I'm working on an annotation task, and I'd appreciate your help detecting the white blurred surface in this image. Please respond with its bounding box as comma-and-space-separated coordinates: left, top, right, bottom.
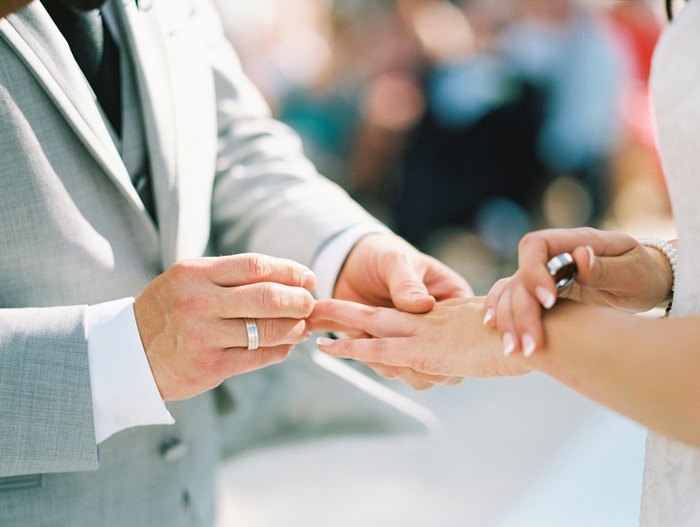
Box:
217, 372, 646, 526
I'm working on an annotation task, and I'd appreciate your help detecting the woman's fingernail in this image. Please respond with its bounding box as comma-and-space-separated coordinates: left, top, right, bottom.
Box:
483, 308, 494, 325
503, 333, 516, 356
586, 245, 595, 271
522, 334, 536, 357
536, 286, 556, 309
316, 337, 334, 347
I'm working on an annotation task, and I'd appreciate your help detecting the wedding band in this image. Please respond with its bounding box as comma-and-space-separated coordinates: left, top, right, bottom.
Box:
546, 252, 577, 290
243, 317, 259, 350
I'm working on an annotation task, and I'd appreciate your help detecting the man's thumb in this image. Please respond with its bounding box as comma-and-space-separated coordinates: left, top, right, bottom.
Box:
389, 274, 435, 313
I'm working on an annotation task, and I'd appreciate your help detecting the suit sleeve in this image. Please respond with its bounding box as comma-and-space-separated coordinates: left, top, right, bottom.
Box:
194, 0, 383, 269
0, 305, 98, 477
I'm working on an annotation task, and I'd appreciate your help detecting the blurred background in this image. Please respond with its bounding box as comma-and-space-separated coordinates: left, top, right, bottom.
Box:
212, 0, 677, 525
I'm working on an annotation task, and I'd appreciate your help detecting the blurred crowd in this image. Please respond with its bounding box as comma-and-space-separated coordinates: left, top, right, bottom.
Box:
214, 0, 669, 292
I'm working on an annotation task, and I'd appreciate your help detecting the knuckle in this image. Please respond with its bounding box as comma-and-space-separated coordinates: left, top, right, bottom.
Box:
578, 226, 597, 239
299, 291, 315, 316
518, 232, 539, 253
596, 258, 609, 282
192, 352, 219, 376
170, 259, 203, 283
360, 305, 381, 318
262, 319, 281, 344
287, 262, 302, 286
371, 337, 389, 359
413, 350, 430, 373
375, 368, 394, 379
261, 283, 283, 312
247, 254, 271, 281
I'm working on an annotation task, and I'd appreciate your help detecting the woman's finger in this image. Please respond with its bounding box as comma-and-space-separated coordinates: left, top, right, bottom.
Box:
311, 299, 415, 338
495, 284, 520, 356
517, 229, 638, 308
366, 361, 397, 379
484, 277, 511, 327
316, 335, 416, 369
510, 279, 544, 356
385, 366, 436, 391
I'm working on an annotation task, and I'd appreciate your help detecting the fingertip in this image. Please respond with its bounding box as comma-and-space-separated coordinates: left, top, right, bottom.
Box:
570, 246, 595, 285
397, 293, 436, 313
483, 308, 495, 326
585, 245, 595, 271
522, 333, 536, 357
503, 332, 516, 356
535, 286, 556, 309
302, 269, 316, 291
316, 336, 335, 348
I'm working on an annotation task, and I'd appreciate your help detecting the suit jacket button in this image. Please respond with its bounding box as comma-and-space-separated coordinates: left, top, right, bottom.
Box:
159, 437, 188, 463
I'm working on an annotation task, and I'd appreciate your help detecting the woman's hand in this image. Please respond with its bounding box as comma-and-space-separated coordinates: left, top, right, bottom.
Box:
483, 228, 675, 357
330, 233, 473, 389
311, 297, 530, 383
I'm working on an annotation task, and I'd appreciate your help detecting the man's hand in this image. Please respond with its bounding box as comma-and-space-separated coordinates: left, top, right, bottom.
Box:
134, 254, 316, 401
331, 233, 473, 389
334, 233, 473, 312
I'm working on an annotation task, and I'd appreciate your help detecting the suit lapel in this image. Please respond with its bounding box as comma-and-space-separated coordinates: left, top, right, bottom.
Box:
0, 3, 148, 217
112, 0, 180, 267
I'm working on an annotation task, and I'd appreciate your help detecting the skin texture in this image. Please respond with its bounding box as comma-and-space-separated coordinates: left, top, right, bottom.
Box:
483, 227, 675, 355
312, 297, 526, 379
134, 254, 317, 400
331, 233, 474, 389
313, 297, 700, 448
134, 233, 475, 399
0, 0, 474, 395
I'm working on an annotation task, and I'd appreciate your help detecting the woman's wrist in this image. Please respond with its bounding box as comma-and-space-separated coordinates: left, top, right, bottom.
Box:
638, 239, 676, 306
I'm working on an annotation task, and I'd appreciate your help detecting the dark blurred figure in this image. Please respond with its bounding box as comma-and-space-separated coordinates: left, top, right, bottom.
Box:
394, 0, 547, 250
501, 0, 622, 227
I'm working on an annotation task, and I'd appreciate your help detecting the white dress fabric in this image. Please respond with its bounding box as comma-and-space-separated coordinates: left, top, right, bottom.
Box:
641, 1, 700, 524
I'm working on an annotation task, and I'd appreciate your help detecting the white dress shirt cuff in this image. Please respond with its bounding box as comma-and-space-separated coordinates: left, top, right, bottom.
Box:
312, 224, 392, 300
87, 298, 175, 444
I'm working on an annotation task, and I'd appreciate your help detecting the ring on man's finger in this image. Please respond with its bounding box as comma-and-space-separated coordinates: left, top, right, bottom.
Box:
243, 317, 259, 350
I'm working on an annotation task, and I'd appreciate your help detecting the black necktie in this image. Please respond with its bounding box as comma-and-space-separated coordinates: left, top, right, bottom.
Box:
42, 0, 122, 136
42, 0, 157, 222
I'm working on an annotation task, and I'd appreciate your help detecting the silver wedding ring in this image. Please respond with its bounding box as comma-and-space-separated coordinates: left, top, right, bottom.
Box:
243, 317, 259, 350
546, 252, 578, 290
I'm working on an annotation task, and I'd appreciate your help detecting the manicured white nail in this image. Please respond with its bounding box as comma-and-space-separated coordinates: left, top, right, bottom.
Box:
316, 337, 334, 347
503, 333, 515, 356
536, 286, 556, 309
522, 334, 536, 357
483, 308, 494, 325
586, 245, 595, 271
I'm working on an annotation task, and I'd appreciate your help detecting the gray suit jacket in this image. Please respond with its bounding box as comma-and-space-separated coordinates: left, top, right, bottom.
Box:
0, 1, 433, 524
